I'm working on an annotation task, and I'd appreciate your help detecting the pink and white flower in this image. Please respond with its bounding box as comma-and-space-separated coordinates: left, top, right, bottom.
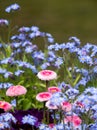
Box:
6, 85, 27, 97
64, 115, 82, 128
37, 70, 57, 81
36, 92, 52, 102
76, 101, 84, 108
48, 123, 55, 129
0, 101, 12, 111
61, 101, 72, 112
48, 86, 61, 94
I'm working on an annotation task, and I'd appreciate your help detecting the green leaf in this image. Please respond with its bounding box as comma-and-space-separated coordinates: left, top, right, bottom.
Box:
18, 80, 24, 85
5, 45, 12, 57
22, 98, 32, 110
73, 74, 81, 86
35, 83, 46, 88
65, 67, 72, 78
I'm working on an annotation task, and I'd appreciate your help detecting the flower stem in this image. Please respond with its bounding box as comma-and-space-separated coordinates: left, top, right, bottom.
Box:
15, 96, 18, 110
59, 110, 62, 123
47, 109, 49, 124
43, 101, 46, 123
53, 110, 56, 124
62, 111, 65, 130
32, 126, 34, 130
46, 80, 49, 90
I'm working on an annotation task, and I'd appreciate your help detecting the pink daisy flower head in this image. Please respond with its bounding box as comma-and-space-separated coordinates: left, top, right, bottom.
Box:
61, 101, 72, 112
65, 115, 82, 128
76, 101, 84, 108
37, 70, 57, 81
48, 86, 61, 94
46, 100, 58, 110
6, 85, 27, 97
0, 101, 12, 111
36, 92, 52, 102
49, 123, 55, 129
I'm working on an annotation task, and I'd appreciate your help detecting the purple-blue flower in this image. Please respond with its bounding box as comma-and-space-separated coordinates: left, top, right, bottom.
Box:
46, 33, 54, 43
54, 57, 63, 68
41, 62, 50, 69
84, 87, 97, 95
93, 66, 97, 73
14, 70, 24, 76
88, 123, 97, 130
39, 123, 48, 130
0, 19, 9, 26
22, 41, 32, 47
0, 82, 13, 89
0, 112, 16, 124
25, 46, 34, 53
91, 45, 97, 57
78, 55, 93, 65
4, 71, 13, 78
55, 123, 64, 130
32, 51, 45, 60
69, 36, 81, 46
58, 82, 71, 91
49, 92, 67, 107
0, 122, 10, 129
47, 37, 54, 43
11, 42, 21, 48
0, 57, 14, 64
0, 113, 16, 129
0, 68, 7, 74
81, 68, 89, 77
22, 114, 37, 126
5, 3, 20, 13
14, 60, 38, 73
31, 26, 39, 32
65, 88, 79, 99
18, 26, 30, 33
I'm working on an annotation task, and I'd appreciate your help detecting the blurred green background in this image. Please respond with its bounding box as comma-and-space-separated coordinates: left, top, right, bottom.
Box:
0, 0, 97, 44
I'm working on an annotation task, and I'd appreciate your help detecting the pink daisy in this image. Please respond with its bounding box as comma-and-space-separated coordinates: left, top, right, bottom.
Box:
61, 101, 72, 112
48, 86, 61, 94
6, 85, 27, 97
0, 101, 12, 111
46, 100, 58, 110
76, 101, 84, 108
36, 92, 52, 102
64, 115, 82, 128
37, 70, 57, 81
48, 123, 55, 129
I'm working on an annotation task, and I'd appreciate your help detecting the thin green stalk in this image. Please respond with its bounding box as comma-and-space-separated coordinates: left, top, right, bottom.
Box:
43, 36, 48, 50
43, 101, 46, 123
53, 110, 56, 124
15, 96, 18, 110
73, 74, 81, 87
82, 121, 85, 130
7, 21, 11, 43
32, 126, 34, 130
62, 111, 65, 130
71, 102, 74, 130
59, 110, 62, 123
46, 80, 49, 90
47, 109, 49, 124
